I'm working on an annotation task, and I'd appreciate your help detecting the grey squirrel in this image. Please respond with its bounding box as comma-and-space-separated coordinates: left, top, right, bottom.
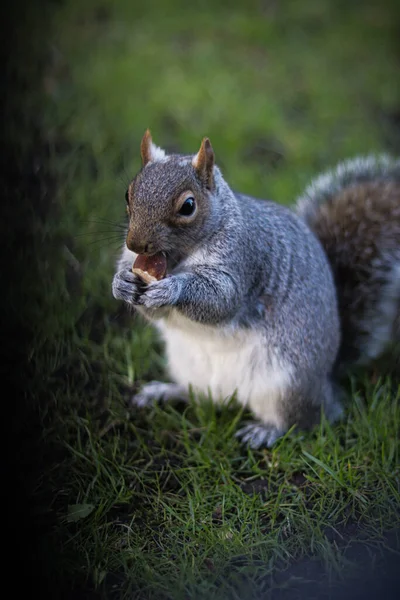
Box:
112, 130, 400, 448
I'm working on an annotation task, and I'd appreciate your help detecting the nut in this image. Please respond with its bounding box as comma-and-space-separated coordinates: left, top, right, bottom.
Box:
132, 252, 167, 283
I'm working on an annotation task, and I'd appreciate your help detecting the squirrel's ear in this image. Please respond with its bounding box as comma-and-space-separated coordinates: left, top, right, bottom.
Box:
192, 137, 214, 188
140, 129, 166, 166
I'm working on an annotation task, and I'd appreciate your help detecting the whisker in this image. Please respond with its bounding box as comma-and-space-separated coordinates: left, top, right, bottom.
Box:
84, 235, 125, 248
73, 230, 125, 238
122, 166, 132, 185
117, 172, 130, 189
84, 233, 125, 241
83, 217, 126, 225
70, 218, 126, 230
86, 241, 125, 255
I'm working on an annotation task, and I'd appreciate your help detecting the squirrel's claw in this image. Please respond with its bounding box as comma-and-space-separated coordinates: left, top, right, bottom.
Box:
112, 269, 146, 305
236, 422, 285, 449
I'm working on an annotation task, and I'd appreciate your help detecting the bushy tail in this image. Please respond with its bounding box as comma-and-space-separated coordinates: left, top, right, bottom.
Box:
294, 155, 400, 370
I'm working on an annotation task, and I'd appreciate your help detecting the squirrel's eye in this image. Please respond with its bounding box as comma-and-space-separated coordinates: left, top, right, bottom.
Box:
178, 197, 196, 217
125, 190, 129, 204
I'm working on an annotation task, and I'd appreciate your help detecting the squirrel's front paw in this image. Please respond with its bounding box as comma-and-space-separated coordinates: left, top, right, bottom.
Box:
112, 269, 146, 305
139, 276, 183, 309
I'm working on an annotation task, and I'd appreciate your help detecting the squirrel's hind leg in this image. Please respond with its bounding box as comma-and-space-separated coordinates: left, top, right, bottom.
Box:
131, 381, 189, 408
278, 374, 344, 431
236, 376, 344, 449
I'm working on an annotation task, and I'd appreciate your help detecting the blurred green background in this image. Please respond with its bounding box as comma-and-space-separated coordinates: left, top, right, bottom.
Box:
46, 2, 399, 202
42, 0, 400, 307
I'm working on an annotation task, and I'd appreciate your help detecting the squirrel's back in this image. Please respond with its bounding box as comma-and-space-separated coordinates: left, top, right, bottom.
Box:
295, 155, 400, 369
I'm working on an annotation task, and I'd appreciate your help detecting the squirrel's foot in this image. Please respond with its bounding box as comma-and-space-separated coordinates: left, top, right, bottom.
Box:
236, 422, 285, 449
131, 381, 189, 408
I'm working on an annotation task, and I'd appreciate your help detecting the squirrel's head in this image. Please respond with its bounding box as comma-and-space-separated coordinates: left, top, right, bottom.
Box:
125, 129, 218, 259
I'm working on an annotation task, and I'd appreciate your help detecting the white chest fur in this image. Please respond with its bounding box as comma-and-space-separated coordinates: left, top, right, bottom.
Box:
158, 311, 293, 427
117, 246, 293, 427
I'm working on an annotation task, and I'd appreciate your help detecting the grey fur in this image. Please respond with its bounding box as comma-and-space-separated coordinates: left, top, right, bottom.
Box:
295, 155, 400, 368
132, 381, 188, 407
112, 142, 399, 448
236, 423, 286, 448
295, 155, 400, 223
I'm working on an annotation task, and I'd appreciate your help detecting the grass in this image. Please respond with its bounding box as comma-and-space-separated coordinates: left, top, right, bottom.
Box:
7, 0, 400, 598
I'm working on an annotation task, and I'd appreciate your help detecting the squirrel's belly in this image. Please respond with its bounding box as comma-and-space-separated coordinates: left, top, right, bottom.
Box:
160, 319, 294, 424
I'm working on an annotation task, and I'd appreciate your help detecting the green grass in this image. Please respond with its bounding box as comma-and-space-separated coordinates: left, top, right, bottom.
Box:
44, 383, 400, 598
19, 0, 400, 597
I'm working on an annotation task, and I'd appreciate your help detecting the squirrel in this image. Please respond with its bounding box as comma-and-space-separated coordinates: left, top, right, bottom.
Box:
112, 130, 400, 448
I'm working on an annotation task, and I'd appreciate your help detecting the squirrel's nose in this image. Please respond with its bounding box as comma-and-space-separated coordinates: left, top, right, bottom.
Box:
126, 231, 151, 255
